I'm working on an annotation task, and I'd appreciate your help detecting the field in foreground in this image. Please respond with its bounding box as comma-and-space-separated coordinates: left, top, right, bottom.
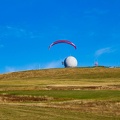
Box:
0, 67, 120, 120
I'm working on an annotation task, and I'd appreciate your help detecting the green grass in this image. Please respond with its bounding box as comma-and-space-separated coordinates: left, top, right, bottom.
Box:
0, 90, 120, 101
0, 68, 120, 120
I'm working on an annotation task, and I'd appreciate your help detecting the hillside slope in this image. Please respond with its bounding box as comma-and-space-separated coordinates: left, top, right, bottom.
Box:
0, 67, 120, 120
0, 67, 120, 80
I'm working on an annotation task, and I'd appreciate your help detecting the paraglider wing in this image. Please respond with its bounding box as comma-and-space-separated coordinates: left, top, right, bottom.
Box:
49, 40, 76, 49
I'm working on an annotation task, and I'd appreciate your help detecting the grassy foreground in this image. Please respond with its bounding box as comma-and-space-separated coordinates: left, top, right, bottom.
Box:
0, 67, 120, 120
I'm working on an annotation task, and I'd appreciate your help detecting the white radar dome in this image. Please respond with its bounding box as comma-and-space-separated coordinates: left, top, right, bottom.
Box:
64, 56, 78, 68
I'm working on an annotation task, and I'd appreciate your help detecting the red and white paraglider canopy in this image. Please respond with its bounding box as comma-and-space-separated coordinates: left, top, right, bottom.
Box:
48, 40, 77, 49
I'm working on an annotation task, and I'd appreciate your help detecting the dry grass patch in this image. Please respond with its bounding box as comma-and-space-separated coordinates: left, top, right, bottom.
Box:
0, 67, 120, 80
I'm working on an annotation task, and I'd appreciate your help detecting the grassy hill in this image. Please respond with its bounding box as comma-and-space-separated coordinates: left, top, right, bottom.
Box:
0, 67, 120, 120
1, 67, 120, 79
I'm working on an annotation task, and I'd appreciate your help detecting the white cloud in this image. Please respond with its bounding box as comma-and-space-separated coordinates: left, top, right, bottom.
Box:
43, 60, 63, 69
6, 26, 29, 38
5, 66, 16, 73
5, 64, 40, 73
0, 26, 42, 40
4, 60, 63, 73
95, 47, 115, 57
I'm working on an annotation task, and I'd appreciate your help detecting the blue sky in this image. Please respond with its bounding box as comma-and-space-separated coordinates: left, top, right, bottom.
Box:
0, 0, 120, 73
